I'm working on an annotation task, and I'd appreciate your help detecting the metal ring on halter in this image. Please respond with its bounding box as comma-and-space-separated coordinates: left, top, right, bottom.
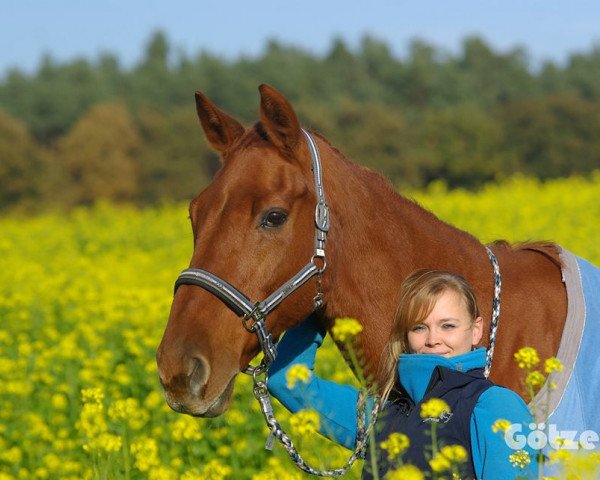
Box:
310, 255, 327, 273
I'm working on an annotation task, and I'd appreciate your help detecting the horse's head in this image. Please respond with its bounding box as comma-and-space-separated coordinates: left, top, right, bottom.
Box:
156, 85, 328, 417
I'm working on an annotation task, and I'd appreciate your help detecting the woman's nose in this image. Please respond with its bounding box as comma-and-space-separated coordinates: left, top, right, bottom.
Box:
425, 329, 441, 346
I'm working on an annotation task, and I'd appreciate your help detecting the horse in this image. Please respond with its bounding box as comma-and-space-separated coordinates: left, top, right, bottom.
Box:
156, 85, 600, 442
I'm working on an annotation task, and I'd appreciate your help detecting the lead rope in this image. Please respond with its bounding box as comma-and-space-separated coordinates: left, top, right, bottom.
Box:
252, 369, 380, 477
484, 246, 502, 378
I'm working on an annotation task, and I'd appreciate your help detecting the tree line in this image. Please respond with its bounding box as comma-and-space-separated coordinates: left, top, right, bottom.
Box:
1, 31, 600, 212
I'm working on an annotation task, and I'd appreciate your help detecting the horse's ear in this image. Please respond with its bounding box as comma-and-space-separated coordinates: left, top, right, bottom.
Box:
258, 84, 302, 154
195, 91, 245, 153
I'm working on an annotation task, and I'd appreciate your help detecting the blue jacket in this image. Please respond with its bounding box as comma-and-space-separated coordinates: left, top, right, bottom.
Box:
267, 317, 539, 479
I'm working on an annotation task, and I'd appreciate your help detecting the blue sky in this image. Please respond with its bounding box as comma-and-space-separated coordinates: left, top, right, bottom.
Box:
2, 0, 600, 76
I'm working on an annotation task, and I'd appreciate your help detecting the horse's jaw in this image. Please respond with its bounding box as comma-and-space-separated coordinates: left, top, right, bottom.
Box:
162, 371, 237, 418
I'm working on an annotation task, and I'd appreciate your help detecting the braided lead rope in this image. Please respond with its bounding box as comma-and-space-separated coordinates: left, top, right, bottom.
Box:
254, 378, 380, 477
484, 246, 502, 378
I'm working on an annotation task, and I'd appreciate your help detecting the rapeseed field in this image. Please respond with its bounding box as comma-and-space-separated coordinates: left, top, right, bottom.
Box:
1, 174, 599, 479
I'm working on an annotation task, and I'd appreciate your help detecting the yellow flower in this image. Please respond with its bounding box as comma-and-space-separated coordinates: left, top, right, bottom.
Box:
148, 467, 177, 480
380, 432, 410, 460
525, 370, 546, 389
96, 433, 122, 453
386, 464, 425, 480
77, 402, 108, 439
171, 415, 203, 442
130, 438, 160, 472
81, 387, 104, 404
285, 363, 312, 389
420, 398, 451, 419
1, 446, 22, 464
429, 452, 452, 472
289, 409, 320, 436
492, 418, 512, 433
544, 357, 564, 374
509, 449, 531, 469
51, 393, 68, 410
514, 347, 540, 369
439, 445, 468, 463
108, 398, 149, 430
548, 448, 573, 464
331, 317, 363, 342
200, 459, 233, 480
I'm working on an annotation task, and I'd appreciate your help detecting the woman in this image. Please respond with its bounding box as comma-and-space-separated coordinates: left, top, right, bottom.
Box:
267, 270, 538, 479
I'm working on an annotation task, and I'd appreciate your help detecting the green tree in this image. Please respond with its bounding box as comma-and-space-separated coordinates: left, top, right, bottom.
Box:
497, 94, 600, 177
56, 102, 141, 206
0, 110, 49, 210
136, 106, 213, 203
413, 105, 506, 187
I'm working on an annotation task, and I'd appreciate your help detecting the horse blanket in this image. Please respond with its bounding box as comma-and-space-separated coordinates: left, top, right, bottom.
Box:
529, 248, 600, 451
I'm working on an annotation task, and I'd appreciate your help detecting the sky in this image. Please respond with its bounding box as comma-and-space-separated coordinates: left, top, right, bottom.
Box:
2, 0, 600, 77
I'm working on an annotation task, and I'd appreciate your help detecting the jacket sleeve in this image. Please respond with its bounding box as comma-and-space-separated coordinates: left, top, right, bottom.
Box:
267, 314, 374, 449
470, 386, 539, 479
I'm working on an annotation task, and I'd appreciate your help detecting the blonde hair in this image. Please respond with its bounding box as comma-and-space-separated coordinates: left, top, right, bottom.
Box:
378, 270, 480, 404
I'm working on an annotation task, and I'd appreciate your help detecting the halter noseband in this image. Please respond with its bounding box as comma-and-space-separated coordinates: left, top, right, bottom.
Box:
174, 129, 329, 375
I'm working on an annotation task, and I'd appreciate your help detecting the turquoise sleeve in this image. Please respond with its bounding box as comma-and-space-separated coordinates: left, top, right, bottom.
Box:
267, 315, 374, 449
470, 386, 539, 479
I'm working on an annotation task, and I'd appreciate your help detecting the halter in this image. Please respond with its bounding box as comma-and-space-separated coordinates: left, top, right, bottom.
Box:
175, 129, 329, 375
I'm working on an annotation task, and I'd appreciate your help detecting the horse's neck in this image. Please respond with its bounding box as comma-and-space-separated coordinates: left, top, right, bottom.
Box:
321, 152, 491, 373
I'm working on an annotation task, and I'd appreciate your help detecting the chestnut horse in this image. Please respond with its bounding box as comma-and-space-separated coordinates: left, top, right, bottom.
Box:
156, 85, 570, 419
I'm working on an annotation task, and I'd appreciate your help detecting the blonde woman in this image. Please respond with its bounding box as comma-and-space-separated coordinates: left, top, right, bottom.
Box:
268, 270, 537, 479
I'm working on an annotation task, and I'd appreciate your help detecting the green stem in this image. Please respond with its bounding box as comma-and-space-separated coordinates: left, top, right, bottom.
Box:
121, 424, 131, 480
346, 340, 379, 480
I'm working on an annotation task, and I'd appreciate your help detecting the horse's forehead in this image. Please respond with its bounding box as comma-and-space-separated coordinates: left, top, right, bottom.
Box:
194, 144, 307, 210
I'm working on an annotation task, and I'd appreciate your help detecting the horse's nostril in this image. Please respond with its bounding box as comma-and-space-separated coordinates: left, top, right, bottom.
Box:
189, 357, 209, 397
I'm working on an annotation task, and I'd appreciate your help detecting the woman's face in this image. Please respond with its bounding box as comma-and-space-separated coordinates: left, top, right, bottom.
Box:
407, 289, 483, 357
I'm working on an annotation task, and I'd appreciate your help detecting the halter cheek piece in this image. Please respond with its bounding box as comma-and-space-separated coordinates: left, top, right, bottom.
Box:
173, 130, 329, 376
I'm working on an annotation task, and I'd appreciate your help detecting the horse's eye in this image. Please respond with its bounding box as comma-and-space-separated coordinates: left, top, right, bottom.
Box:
262, 209, 288, 228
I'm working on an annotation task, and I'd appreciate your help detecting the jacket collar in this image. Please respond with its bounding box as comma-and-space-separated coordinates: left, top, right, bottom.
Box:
397, 347, 487, 404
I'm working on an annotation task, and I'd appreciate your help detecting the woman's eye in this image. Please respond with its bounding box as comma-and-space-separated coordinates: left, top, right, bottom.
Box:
262, 209, 288, 228
442, 324, 456, 329
412, 325, 426, 332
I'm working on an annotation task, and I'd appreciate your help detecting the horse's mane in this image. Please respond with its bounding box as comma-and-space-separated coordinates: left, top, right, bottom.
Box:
489, 240, 563, 269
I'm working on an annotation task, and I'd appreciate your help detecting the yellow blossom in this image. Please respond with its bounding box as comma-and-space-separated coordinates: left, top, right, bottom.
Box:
429, 452, 452, 472
289, 409, 320, 436
1, 446, 22, 464
548, 448, 573, 464
285, 363, 312, 389
130, 438, 160, 472
420, 398, 451, 419
200, 459, 233, 480
81, 387, 104, 404
525, 370, 546, 389
148, 466, 177, 480
171, 415, 203, 442
51, 393, 68, 410
509, 449, 531, 469
96, 433, 122, 453
108, 398, 148, 430
514, 347, 540, 369
439, 445, 468, 463
331, 317, 363, 342
544, 356, 564, 374
385, 464, 425, 480
492, 418, 512, 433
380, 432, 410, 460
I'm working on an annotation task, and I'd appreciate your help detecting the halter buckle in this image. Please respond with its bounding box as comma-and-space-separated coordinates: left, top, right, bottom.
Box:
242, 302, 264, 332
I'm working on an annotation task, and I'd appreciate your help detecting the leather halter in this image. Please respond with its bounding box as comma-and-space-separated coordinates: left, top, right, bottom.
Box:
174, 129, 329, 375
